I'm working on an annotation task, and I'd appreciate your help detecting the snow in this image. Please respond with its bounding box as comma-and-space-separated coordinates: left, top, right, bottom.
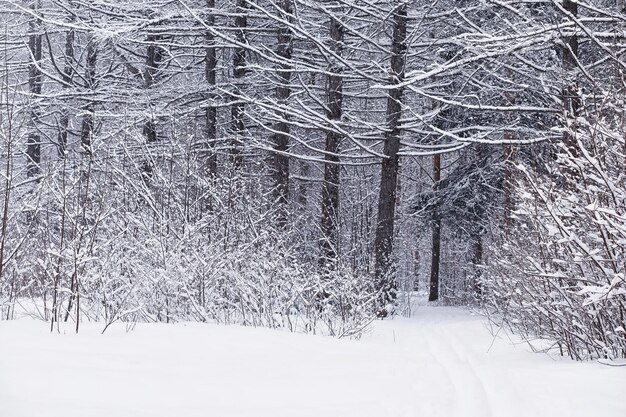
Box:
1, 307, 624, 417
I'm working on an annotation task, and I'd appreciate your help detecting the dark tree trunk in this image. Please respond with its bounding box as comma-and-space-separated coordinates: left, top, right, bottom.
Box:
140, 33, 164, 179
273, 0, 293, 228
27, 6, 43, 178
320, 15, 344, 267
503, 131, 516, 231
205, 0, 218, 177
471, 233, 483, 298
143, 34, 163, 143
428, 154, 441, 302
80, 38, 97, 155
373, 4, 408, 310
503, 69, 516, 232
230, 0, 248, 168
562, 0, 579, 156
145, 35, 162, 88
298, 162, 309, 208
58, 27, 74, 157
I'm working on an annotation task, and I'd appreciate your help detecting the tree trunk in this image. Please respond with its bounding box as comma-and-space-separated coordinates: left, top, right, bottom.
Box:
143, 34, 163, 144
562, 0, 579, 156
503, 131, 516, 231
373, 4, 408, 311
273, 0, 293, 228
58, 27, 74, 157
27, 3, 43, 178
320, 15, 343, 268
230, 0, 248, 168
471, 233, 483, 298
205, 0, 218, 177
503, 68, 516, 232
80, 38, 97, 155
428, 153, 441, 302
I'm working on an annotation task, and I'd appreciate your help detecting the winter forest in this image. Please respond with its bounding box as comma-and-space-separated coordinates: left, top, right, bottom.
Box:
0, 0, 626, 414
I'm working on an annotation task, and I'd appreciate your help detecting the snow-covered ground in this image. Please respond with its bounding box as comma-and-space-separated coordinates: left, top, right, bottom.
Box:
1, 307, 624, 417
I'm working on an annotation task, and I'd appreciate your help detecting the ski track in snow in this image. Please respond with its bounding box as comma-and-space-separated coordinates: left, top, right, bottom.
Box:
1, 306, 624, 417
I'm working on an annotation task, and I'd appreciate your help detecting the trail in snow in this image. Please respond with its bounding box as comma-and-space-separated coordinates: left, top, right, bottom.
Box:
0, 307, 624, 417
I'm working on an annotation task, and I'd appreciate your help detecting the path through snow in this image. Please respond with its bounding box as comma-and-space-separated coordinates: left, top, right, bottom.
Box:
1, 307, 624, 417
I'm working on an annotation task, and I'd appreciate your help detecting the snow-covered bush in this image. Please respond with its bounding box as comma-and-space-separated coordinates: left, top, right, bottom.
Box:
486, 103, 626, 359
82, 224, 377, 337
0, 117, 379, 337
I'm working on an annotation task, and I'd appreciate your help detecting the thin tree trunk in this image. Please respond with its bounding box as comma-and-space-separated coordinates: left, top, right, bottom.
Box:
503, 131, 515, 231
230, 0, 248, 168
80, 38, 97, 155
58, 27, 74, 157
205, 0, 218, 176
63, 38, 98, 324
562, 0, 579, 156
471, 233, 483, 298
273, 0, 293, 228
503, 69, 516, 232
428, 154, 441, 302
63, 271, 76, 322
373, 4, 408, 310
27, 3, 43, 178
143, 34, 163, 144
471, 143, 486, 299
320, 14, 343, 267
0, 70, 13, 287
298, 161, 309, 207
140, 34, 163, 180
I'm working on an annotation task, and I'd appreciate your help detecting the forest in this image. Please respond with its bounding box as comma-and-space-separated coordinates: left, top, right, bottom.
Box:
0, 0, 624, 363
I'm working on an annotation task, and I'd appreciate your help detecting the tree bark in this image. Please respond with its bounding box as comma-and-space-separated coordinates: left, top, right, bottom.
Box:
428, 153, 441, 302
373, 4, 408, 310
562, 0, 579, 156
58, 27, 74, 157
273, 0, 293, 228
80, 38, 97, 155
298, 161, 309, 207
503, 69, 516, 232
230, 0, 248, 168
143, 34, 163, 144
503, 132, 516, 231
320, 14, 343, 267
27, 3, 43, 178
205, 0, 218, 177
471, 232, 483, 298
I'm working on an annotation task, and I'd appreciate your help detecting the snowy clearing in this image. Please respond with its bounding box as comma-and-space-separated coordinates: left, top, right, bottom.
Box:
1, 307, 624, 417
